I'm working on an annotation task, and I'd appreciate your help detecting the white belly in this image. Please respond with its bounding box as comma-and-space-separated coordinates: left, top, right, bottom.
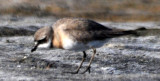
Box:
62, 38, 89, 51
62, 37, 108, 51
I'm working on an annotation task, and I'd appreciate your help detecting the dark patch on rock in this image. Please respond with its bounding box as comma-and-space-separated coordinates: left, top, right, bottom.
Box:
0, 27, 35, 36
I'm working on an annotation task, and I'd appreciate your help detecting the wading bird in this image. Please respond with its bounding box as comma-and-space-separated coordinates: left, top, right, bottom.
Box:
31, 18, 145, 74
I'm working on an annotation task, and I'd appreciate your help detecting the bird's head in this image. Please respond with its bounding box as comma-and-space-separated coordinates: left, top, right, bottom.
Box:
31, 26, 53, 52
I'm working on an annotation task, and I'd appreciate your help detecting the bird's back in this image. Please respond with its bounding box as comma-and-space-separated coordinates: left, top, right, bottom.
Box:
53, 18, 112, 30
52, 18, 137, 51
53, 18, 114, 42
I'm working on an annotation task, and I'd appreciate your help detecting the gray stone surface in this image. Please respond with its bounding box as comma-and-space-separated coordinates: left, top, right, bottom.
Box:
0, 16, 160, 81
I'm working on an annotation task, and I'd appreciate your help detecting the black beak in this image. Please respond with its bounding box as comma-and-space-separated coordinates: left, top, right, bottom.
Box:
31, 44, 38, 52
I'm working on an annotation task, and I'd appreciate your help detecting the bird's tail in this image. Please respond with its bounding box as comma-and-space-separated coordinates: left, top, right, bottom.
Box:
122, 27, 146, 36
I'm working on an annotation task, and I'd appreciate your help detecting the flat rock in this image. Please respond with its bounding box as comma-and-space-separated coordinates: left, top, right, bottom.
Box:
0, 16, 160, 81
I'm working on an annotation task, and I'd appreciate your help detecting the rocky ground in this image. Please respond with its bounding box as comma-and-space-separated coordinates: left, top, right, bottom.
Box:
0, 16, 160, 81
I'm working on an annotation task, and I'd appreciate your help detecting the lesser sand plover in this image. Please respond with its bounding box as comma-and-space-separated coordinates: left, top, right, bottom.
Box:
31, 18, 145, 74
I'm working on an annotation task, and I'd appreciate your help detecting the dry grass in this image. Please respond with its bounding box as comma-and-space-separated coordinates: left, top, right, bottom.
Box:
0, 0, 160, 21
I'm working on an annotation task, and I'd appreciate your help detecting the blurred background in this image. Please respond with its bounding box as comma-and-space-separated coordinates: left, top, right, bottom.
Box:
0, 0, 160, 22
1, 1, 160, 80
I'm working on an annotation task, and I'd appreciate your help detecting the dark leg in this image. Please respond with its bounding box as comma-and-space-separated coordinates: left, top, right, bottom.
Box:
81, 48, 96, 74
72, 51, 86, 74
65, 51, 86, 74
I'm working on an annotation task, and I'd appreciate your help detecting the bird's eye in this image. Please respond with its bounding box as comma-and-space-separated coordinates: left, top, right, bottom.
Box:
38, 37, 47, 44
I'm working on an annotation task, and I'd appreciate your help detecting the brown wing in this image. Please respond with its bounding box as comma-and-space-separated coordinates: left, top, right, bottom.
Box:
58, 18, 124, 42
65, 29, 130, 43
53, 18, 112, 31
53, 18, 134, 43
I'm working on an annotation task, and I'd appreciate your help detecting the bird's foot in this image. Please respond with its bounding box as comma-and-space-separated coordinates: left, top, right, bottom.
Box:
80, 66, 91, 74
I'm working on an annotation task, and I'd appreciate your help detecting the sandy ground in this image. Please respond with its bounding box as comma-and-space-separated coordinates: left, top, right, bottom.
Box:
0, 16, 160, 81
